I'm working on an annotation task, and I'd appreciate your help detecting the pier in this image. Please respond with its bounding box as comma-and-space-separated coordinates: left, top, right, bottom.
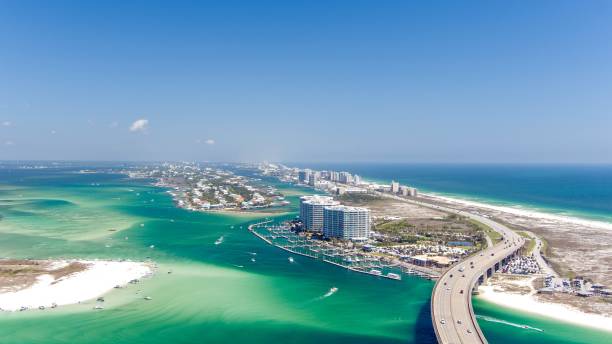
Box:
247, 221, 439, 281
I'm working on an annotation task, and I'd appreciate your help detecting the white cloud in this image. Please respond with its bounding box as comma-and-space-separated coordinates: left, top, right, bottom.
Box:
2, 121, 11, 127
5, 140, 15, 146
129, 119, 149, 132
205, 139, 215, 145
51, 130, 57, 135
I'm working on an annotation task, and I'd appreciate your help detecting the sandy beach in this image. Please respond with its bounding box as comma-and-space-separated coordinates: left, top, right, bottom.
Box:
425, 193, 612, 232
412, 191, 612, 330
0, 260, 153, 311
478, 280, 612, 332
420, 192, 612, 287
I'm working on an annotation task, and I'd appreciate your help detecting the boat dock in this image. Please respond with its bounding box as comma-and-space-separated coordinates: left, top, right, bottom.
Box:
247, 221, 438, 281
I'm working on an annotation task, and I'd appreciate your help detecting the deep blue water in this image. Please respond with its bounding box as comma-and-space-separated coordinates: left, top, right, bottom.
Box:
288, 163, 612, 222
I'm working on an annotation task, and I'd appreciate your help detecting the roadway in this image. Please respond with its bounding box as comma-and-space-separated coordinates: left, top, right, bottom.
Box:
375, 192, 524, 344
523, 231, 557, 277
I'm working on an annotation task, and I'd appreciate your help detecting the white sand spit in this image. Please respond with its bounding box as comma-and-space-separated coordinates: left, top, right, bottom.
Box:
0, 260, 152, 311
478, 284, 612, 332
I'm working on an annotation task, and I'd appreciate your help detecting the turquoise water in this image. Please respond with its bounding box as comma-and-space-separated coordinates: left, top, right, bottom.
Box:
0, 165, 610, 343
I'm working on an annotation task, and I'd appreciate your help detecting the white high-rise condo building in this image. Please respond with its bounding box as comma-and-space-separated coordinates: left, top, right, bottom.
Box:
308, 172, 319, 186
339, 172, 353, 184
298, 170, 311, 184
299, 195, 339, 231
323, 205, 370, 241
391, 180, 400, 193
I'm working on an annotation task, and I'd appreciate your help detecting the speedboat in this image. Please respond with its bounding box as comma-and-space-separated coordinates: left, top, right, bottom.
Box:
144, 296, 152, 301
288, 257, 294, 263
215, 236, 224, 245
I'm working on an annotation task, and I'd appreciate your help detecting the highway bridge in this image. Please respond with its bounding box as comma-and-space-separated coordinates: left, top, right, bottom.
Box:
375, 193, 525, 344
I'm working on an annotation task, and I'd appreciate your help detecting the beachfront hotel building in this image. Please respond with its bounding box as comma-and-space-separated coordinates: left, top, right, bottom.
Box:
391, 180, 400, 193
299, 195, 339, 231
323, 205, 370, 241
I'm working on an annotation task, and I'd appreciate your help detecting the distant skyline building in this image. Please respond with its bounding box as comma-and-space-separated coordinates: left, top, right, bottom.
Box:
323, 205, 370, 240
299, 195, 339, 231
353, 174, 361, 185
400, 185, 418, 197
298, 170, 311, 184
330, 171, 339, 182
308, 172, 319, 186
391, 180, 400, 193
339, 171, 353, 184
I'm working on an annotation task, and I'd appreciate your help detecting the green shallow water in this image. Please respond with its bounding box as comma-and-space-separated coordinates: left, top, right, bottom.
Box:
0, 168, 609, 343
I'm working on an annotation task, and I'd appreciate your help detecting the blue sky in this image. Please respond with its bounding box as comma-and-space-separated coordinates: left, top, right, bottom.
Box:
1, 1, 611, 163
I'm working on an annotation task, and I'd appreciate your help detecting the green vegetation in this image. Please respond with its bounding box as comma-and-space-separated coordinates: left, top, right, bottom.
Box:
516, 231, 534, 253
337, 193, 382, 204
375, 219, 415, 232
374, 219, 423, 244
469, 219, 502, 245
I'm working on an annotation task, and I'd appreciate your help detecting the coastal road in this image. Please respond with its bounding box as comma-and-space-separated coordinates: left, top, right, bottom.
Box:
523, 231, 557, 277
375, 192, 525, 344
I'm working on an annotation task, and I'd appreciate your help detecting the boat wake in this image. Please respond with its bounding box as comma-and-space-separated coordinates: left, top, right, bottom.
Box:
476, 315, 543, 332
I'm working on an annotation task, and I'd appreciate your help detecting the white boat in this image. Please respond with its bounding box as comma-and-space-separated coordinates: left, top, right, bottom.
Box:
369, 269, 382, 276
215, 236, 224, 245
387, 273, 402, 280
323, 287, 339, 297
288, 257, 294, 263
93, 305, 104, 310
144, 296, 152, 300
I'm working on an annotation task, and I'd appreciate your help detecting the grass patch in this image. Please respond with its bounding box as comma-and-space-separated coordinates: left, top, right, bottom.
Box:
516, 231, 535, 253
337, 193, 383, 203
469, 219, 502, 245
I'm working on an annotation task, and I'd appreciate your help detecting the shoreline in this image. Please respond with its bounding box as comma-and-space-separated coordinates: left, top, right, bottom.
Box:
356, 174, 612, 228
0, 259, 154, 312
421, 192, 612, 232
477, 280, 612, 333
